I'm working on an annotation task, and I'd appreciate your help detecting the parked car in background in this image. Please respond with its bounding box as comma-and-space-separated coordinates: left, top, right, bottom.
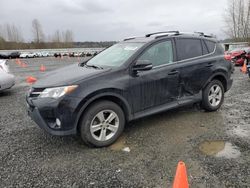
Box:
62, 52, 69, 56
0, 52, 9, 59
75, 52, 82, 57
80, 52, 85, 57
20, 52, 36, 58
19, 52, 29, 58
226, 48, 248, 66
86, 52, 92, 57
35, 52, 42, 57
0, 60, 15, 91
0, 51, 20, 59
40, 52, 49, 57
69, 52, 75, 57
9, 51, 20, 59
27, 31, 233, 147
54, 53, 61, 58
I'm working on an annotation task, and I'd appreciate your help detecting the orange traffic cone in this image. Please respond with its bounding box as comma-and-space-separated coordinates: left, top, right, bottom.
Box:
16, 59, 21, 65
40, 64, 46, 72
26, 76, 37, 84
173, 161, 189, 188
21, 62, 27, 68
241, 61, 247, 74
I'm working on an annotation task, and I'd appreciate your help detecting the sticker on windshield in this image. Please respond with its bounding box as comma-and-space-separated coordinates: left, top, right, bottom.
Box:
124, 46, 138, 51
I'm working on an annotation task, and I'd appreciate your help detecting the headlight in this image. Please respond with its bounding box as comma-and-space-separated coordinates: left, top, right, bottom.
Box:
39, 85, 78, 98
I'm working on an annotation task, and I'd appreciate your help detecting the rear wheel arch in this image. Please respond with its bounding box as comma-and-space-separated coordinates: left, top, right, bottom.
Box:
75, 92, 131, 133
204, 73, 228, 92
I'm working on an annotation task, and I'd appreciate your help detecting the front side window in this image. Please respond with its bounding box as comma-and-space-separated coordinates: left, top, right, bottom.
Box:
176, 38, 203, 61
137, 40, 173, 67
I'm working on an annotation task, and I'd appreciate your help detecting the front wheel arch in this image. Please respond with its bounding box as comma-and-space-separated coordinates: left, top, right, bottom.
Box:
75, 93, 131, 134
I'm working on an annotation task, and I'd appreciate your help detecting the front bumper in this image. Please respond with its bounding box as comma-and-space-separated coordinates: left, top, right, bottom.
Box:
26, 96, 78, 136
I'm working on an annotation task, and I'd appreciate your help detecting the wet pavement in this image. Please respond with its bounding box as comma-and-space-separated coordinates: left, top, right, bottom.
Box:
0, 58, 250, 187
199, 141, 241, 159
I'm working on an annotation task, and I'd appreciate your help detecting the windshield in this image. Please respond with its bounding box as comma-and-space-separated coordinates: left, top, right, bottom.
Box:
86, 43, 144, 67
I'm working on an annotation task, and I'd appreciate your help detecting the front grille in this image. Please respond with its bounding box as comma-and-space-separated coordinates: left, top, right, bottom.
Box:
29, 88, 45, 98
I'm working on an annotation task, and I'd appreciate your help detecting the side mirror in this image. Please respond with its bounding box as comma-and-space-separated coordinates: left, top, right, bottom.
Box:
132, 60, 153, 72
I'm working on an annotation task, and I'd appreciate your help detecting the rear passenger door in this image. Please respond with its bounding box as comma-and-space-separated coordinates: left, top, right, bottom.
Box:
175, 38, 216, 98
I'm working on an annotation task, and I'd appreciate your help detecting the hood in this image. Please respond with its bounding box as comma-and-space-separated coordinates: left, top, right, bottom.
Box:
33, 63, 110, 88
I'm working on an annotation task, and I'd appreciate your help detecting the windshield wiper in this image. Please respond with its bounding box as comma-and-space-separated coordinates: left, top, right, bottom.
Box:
79, 61, 87, 67
85, 64, 103, 69
78, 61, 103, 69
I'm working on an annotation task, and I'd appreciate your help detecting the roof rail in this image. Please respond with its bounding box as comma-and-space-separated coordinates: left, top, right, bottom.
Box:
123, 37, 137, 41
194, 32, 204, 36
145, 31, 180, 37
194, 32, 213, 38
123, 31, 214, 41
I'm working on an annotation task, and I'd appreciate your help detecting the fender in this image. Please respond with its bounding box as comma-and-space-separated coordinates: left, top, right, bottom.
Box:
73, 90, 132, 129
203, 70, 228, 89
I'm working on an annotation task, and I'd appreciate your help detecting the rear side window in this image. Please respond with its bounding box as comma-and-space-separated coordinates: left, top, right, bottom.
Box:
204, 40, 216, 53
176, 38, 203, 61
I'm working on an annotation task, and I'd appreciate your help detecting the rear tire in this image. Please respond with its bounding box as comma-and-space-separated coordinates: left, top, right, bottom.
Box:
202, 80, 224, 111
79, 100, 125, 147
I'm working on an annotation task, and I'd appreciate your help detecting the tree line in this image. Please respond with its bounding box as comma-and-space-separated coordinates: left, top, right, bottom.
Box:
224, 0, 250, 42
0, 19, 75, 50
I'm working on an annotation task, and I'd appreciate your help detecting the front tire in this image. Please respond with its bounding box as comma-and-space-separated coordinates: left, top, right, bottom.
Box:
79, 100, 125, 147
202, 80, 224, 111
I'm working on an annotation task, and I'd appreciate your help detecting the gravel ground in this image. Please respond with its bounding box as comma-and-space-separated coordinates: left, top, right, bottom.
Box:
0, 58, 250, 188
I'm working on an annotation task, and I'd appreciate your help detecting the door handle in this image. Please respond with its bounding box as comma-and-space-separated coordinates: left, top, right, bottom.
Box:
168, 70, 179, 75
206, 62, 213, 67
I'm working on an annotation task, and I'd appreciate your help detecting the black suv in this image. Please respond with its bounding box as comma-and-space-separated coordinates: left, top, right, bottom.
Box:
27, 31, 233, 147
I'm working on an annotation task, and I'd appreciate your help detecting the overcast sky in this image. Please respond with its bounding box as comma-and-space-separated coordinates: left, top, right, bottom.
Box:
0, 0, 228, 41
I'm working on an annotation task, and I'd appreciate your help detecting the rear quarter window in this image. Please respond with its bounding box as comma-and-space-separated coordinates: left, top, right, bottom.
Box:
216, 43, 225, 54
204, 40, 216, 53
176, 38, 203, 61
201, 40, 209, 55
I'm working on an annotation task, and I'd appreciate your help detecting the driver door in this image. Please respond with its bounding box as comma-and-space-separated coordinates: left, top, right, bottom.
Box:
129, 40, 180, 113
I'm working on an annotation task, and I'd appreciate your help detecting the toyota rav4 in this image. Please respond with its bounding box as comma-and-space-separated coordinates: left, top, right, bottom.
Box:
26, 31, 233, 147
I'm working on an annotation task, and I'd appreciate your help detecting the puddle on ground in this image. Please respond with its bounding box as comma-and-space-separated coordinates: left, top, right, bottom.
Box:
199, 141, 241, 159
109, 135, 127, 151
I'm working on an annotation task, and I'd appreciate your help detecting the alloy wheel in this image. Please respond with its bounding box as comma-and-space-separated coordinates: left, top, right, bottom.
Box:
208, 84, 222, 107
90, 110, 119, 141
